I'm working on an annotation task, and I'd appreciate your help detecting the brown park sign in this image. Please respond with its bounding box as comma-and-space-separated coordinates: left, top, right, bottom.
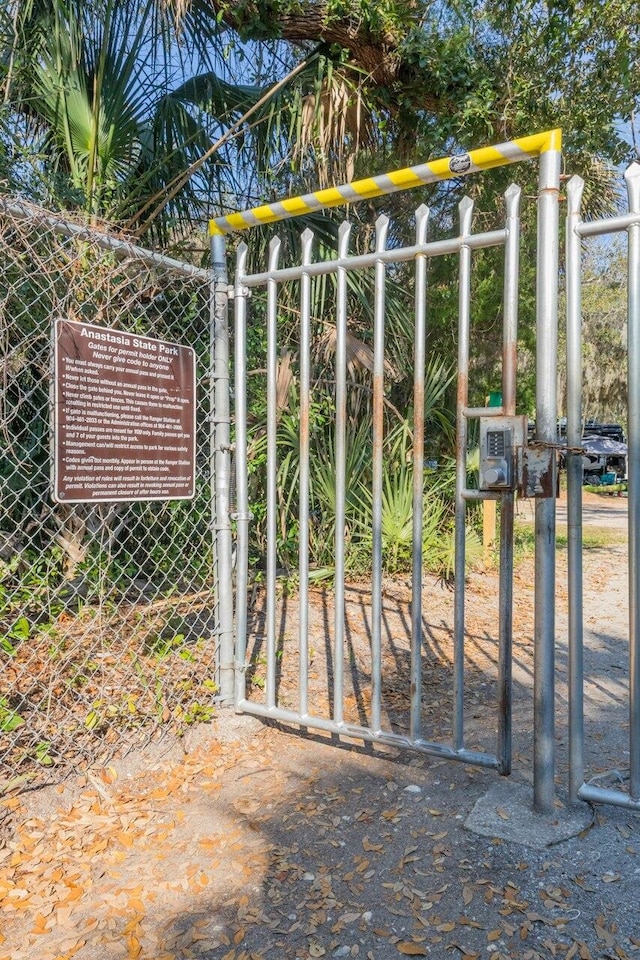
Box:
52, 319, 196, 503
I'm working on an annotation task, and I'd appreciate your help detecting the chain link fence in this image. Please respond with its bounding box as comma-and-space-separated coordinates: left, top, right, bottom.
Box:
0, 197, 223, 789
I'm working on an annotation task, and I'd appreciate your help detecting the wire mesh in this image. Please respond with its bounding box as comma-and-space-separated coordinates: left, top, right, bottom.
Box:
0, 199, 219, 789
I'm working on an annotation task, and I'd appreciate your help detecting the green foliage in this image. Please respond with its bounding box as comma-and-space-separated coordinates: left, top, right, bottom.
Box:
0, 698, 25, 732
558, 242, 628, 426
325, 0, 409, 37
583, 484, 627, 496
0, 0, 269, 238
34, 741, 54, 767
243, 353, 476, 581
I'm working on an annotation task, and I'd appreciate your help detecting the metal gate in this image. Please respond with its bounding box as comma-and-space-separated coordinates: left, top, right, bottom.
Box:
210, 130, 562, 811
565, 163, 640, 811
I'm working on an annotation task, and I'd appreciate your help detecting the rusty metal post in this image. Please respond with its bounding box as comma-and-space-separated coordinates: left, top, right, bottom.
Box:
533, 143, 561, 813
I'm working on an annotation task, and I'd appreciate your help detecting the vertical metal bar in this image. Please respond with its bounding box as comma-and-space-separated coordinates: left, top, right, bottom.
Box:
210, 233, 235, 704
233, 243, 251, 706
501, 186, 521, 416
533, 145, 561, 813
411, 205, 430, 740
266, 237, 281, 709
371, 215, 389, 734
497, 184, 521, 774
566, 176, 585, 801
334, 222, 351, 724
454, 196, 474, 751
299, 229, 314, 717
626, 162, 640, 800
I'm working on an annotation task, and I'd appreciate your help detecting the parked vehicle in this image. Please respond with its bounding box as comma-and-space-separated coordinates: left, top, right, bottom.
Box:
555, 419, 627, 485
581, 422, 626, 484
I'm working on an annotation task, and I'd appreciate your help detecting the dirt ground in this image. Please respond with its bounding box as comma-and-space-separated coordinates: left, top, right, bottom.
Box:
1, 492, 639, 960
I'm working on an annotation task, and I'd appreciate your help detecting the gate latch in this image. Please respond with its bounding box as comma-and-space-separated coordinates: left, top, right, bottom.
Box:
479, 416, 527, 492
519, 443, 558, 498
478, 415, 557, 497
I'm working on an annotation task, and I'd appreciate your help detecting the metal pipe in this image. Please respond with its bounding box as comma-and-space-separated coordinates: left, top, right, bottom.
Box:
576, 210, 640, 238
333, 222, 351, 724
411, 206, 430, 740
463, 406, 505, 418
533, 143, 561, 814
0, 196, 212, 281
579, 783, 640, 810
565, 176, 585, 801
497, 184, 521, 775
265, 238, 281, 709
236, 698, 502, 768
209, 129, 561, 236
210, 233, 235, 704
462, 489, 505, 502
371, 216, 389, 734
501, 186, 521, 415
233, 243, 251, 706
298, 229, 314, 717
454, 196, 474, 752
626, 162, 640, 800
240, 231, 507, 287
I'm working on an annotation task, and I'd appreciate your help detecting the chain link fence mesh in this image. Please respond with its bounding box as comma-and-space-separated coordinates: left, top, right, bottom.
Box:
0, 198, 221, 789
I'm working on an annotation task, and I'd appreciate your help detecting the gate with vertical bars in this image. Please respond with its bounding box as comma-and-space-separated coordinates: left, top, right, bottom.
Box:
564, 164, 640, 811
210, 130, 565, 811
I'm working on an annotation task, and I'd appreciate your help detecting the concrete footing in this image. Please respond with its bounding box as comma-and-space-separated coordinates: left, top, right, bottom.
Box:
465, 781, 594, 849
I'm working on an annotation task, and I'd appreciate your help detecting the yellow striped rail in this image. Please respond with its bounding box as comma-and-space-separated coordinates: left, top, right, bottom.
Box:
209, 129, 561, 236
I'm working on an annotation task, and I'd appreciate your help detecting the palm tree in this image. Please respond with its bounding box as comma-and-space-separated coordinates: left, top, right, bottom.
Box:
0, 0, 274, 240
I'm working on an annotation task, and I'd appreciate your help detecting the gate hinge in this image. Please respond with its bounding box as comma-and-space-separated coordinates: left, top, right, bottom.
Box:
228, 285, 251, 300
230, 511, 254, 522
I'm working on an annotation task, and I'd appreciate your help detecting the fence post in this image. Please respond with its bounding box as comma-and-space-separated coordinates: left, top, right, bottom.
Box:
533, 140, 561, 813
210, 234, 235, 704
626, 162, 640, 801
565, 175, 585, 802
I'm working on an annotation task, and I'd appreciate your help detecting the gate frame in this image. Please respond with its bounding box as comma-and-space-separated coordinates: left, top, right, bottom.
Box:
210, 129, 562, 814
565, 163, 640, 810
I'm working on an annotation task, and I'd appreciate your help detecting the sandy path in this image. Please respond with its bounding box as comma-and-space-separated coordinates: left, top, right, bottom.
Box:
1, 493, 638, 960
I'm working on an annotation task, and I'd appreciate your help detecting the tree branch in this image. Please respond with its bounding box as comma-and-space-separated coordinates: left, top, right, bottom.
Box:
209, 1, 404, 86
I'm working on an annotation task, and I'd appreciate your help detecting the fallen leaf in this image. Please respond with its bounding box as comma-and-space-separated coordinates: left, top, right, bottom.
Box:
594, 924, 615, 948
445, 948, 479, 960
397, 944, 428, 956
30, 914, 49, 934
127, 933, 142, 958
363, 838, 383, 852
61, 885, 84, 903
573, 876, 597, 892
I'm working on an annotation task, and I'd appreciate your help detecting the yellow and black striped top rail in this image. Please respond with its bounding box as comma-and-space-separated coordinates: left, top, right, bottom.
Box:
209, 129, 561, 237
